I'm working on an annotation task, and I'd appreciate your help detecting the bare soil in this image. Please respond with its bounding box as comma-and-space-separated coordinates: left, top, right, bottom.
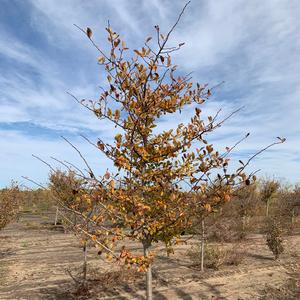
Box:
0, 212, 299, 299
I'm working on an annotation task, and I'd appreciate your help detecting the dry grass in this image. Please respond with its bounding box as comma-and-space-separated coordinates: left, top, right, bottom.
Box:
187, 242, 246, 270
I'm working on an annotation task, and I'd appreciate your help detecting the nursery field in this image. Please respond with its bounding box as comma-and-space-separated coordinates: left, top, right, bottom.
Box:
0, 211, 299, 300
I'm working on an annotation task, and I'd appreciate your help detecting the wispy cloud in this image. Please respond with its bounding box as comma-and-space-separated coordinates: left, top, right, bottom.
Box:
0, 0, 299, 187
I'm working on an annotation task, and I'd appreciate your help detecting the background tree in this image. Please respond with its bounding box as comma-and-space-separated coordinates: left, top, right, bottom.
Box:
274, 184, 300, 231
289, 186, 300, 227
0, 182, 20, 231
233, 183, 259, 238
20, 188, 53, 214
260, 179, 280, 217
49, 169, 102, 286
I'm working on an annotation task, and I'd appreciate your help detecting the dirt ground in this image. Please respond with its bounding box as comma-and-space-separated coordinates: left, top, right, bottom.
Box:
0, 212, 299, 300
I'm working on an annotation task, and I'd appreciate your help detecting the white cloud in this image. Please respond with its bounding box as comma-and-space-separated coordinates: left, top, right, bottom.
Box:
0, 0, 300, 186
0, 130, 113, 188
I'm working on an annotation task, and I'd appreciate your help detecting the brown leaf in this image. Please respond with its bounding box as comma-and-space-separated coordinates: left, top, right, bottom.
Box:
104, 171, 110, 180
97, 56, 105, 64
97, 141, 105, 151
86, 27, 92, 39
134, 49, 141, 56
114, 39, 120, 47
167, 56, 171, 66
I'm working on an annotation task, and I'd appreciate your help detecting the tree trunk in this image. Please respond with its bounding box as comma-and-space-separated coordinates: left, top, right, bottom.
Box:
83, 240, 87, 283
200, 219, 205, 272
143, 242, 152, 300
291, 208, 295, 228
54, 206, 59, 226
242, 215, 249, 238
74, 212, 77, 225
266, 200, 270, 217
242, 215, 246, 232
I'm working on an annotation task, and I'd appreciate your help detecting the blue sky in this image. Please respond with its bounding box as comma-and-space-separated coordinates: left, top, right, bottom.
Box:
0, 0, 300, 188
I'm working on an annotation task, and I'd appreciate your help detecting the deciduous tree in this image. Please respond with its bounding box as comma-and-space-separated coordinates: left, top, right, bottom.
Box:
0, 182, 20, 231
51, 3, 285, 299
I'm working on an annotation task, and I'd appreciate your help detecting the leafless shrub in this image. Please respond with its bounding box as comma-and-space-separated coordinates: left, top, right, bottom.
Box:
208, 221, 237, 242
188, 241, 246, 271
188, 243, 227, 270
225, 243, 246, 266
90, 267, 142, 288
71, 266, 142, 299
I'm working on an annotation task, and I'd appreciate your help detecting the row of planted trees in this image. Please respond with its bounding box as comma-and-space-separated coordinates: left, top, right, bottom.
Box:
197, 179, 300, 264
1, 3, 289, 299
224, 179, 300, 235
1, 177, 298, 267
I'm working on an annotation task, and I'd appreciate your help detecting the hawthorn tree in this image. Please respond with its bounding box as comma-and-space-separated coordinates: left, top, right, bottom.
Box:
49, 3, 285, 299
